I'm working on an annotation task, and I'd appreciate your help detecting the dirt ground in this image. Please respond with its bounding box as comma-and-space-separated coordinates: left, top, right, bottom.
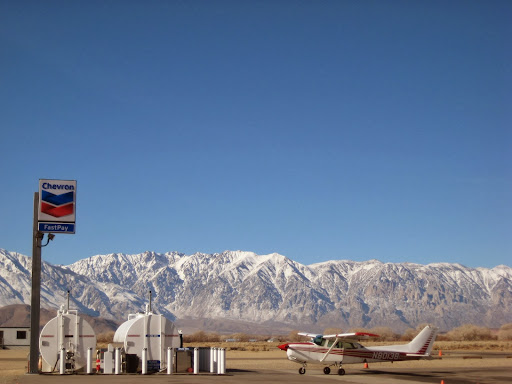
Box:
2, 347, 512, 384
0, 349, 28, 384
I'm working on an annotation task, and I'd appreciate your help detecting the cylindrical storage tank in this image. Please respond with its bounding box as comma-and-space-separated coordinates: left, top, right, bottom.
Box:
113, 312, 180, 369
39, 309, 97, 371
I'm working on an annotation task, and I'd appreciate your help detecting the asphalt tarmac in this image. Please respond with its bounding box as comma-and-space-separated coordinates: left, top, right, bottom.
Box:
19, 364, 512, 384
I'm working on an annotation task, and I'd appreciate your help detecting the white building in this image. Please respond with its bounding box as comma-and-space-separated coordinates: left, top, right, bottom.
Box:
0, 327, 30, 348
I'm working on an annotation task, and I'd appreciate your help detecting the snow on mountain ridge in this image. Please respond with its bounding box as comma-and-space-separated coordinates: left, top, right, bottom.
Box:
0, 249, 174, 321
1, 248, 511, 331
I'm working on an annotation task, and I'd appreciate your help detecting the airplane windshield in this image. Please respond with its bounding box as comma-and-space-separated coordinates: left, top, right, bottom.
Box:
327, 341, 349, 348
318, 339, 361, 348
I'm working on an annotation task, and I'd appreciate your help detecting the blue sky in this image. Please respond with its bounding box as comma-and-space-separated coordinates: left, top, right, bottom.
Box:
1, 0, 510, 268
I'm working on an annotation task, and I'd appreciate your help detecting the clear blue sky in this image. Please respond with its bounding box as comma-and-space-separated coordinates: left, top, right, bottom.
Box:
1, 0, 510, 268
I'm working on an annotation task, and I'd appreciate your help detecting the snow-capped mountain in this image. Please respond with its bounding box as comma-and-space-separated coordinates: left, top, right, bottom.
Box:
0, 249, 173, 321
1, 248, 511, 332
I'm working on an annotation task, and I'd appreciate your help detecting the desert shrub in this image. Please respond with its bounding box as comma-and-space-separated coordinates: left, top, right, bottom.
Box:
207, 332, 221, 342
97, 331, 115, 344
183, 331, 221, 343
436, 332, 450, 341
400, 328, 417, 341
498, 323, 512, 341
400, 323, 431, 341
446, 324, 494, 341
323, 327, 343, 335
369, 327, 399, 341
287, 330, 304, 342
228, 333, 251, 342
183, 330, 206, 343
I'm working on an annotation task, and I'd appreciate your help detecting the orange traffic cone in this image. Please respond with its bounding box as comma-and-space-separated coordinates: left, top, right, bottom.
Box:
441, 380, 444, 384
439, 350, 443, 357
364, 362, 369, 369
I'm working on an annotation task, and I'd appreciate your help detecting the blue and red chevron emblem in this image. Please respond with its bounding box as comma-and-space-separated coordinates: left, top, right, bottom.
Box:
41, 190, 74, 218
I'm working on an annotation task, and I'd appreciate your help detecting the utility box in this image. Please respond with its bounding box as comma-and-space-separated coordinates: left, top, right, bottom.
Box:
103, 350, 114, 374
147, 360, 160, 372
125, 354, 139, 373
99, 346, 115, 374
175, 349, 193, 373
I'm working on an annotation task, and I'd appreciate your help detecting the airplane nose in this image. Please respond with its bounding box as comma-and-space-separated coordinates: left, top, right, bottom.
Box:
277, 343, 289, 351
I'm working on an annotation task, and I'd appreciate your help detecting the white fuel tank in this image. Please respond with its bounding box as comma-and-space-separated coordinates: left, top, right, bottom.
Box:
39, 306, 96, 371
113, 308, 180, 364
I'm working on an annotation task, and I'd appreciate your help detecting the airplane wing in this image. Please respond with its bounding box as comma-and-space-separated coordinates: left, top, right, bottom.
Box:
297, 332, 323, 338
322, 332, 380, 340
298, 331, 380, 340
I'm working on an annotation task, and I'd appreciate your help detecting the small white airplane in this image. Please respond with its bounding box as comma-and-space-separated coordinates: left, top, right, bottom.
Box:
278, 325, 438, 375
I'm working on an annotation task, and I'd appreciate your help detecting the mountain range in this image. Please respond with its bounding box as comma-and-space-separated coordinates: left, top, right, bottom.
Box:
1, 248, 511, 333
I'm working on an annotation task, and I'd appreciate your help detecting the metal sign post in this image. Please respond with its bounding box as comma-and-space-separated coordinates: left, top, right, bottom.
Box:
29, 192, 43, 374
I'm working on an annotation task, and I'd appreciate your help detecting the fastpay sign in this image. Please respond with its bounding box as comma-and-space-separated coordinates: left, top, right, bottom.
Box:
38, 179, 76, 233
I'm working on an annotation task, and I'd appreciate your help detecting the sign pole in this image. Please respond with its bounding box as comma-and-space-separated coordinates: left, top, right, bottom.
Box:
29, 192, 43, 374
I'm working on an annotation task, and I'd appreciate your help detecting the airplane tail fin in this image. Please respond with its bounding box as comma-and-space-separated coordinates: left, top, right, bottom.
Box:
405, 325, 438, 355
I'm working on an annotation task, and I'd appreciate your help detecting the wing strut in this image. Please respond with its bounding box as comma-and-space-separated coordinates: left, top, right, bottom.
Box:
320, 337, 339, 362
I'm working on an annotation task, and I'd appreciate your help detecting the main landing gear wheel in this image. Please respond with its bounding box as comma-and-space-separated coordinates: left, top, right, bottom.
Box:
338, 368, 345, 375
299, 367, 306, 374
323, 367, 331, 374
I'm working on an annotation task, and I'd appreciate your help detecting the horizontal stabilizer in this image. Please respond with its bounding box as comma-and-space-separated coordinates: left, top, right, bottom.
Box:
406, 353, 433, 359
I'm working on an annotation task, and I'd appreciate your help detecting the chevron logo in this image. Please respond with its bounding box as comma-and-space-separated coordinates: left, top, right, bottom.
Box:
41, 190, 74, 218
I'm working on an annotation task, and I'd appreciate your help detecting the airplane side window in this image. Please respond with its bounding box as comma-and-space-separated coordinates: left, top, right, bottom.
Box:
343, 342, 356, 349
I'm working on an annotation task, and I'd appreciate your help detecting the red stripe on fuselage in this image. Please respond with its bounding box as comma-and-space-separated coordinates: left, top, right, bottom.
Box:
288, 345, 406, 361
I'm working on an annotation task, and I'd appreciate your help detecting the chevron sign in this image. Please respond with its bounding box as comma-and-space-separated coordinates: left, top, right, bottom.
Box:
38, 179, 76, 234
